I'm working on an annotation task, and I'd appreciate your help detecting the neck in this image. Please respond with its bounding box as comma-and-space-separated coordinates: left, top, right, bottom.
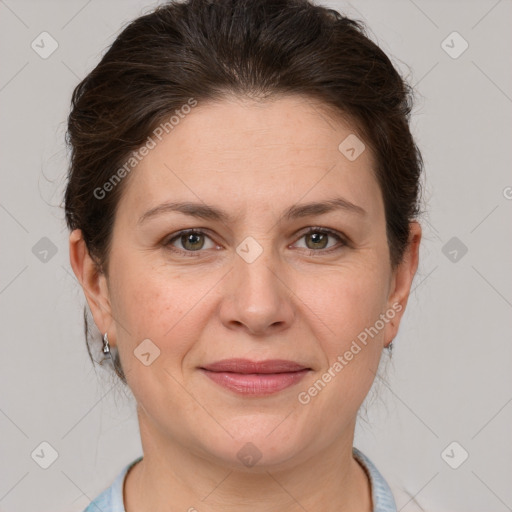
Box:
124, 409, 372, 512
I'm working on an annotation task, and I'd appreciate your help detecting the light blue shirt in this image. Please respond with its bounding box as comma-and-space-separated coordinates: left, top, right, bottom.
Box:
83, 447, 397, 511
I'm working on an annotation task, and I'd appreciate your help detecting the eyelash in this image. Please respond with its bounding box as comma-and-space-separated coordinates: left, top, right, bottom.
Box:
163, 227, 348, 258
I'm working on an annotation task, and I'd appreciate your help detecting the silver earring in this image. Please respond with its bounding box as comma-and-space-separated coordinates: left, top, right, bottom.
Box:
103, 332, 111, 355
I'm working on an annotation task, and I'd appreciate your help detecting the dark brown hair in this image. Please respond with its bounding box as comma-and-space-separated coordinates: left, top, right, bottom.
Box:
64, 0, 423, 383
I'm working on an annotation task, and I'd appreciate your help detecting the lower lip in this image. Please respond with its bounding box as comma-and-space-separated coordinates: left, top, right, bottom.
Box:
200, 369, 310, 395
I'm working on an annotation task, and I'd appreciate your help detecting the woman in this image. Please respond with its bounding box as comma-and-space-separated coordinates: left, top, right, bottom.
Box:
66, 0, 422, 510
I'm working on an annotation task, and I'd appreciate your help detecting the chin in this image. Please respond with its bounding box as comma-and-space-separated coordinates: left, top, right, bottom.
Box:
193, 416, 313, 472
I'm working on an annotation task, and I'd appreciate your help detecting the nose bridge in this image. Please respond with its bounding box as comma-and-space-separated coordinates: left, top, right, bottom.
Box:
237, 235, 279, 297
221, 233, 294, 335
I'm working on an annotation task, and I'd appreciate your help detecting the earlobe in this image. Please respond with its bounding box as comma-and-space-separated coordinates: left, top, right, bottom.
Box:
384, 222, 422, 346
69, 229, 114, 343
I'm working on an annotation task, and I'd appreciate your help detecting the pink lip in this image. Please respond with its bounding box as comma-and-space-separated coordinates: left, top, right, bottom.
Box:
199, 359, 311, 396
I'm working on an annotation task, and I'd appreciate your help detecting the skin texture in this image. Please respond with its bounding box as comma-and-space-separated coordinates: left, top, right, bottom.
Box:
69, 95, 421, 512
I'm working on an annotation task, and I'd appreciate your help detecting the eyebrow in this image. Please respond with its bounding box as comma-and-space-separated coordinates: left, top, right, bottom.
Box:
138, 197, 366, 225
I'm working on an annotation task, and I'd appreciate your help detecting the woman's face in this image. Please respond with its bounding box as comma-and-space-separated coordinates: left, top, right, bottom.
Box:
73, 95, 420, 470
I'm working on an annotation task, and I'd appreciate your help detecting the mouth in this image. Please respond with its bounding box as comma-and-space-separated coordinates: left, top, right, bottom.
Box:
199, 359, 312, 396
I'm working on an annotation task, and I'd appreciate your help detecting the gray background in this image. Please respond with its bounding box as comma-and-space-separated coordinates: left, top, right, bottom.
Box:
0, 0, 511, 511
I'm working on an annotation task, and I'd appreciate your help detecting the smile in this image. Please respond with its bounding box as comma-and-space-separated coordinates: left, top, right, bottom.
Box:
199, 359, 312, 396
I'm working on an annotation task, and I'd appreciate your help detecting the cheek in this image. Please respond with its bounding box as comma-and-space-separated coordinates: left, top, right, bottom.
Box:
294, 267, 388, 420
296, 261, 390, 347
110, 272, 197, 407
109, 260, 218, 367
111, 269, 172, 333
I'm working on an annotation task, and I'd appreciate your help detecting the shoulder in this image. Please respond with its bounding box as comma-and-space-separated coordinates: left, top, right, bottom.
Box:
353, 447, 397, 512
82, 456, 143, 512
83, 486, 112, 512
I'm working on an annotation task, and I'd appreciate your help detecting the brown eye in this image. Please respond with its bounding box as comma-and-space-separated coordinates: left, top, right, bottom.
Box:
180, 232, 205, 251
166, 229, 216, 254
305, 231, 329, 250
294, 228, 347, 254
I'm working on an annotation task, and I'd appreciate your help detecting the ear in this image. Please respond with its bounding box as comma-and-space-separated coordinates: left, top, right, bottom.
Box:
383, 221, 422, 347
69, 229, 117, 348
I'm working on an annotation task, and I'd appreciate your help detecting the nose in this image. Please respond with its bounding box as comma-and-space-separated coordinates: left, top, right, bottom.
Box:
219, 242, 295, 337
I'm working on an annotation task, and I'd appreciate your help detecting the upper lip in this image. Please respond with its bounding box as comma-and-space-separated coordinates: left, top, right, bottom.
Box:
200, 359, 310, 374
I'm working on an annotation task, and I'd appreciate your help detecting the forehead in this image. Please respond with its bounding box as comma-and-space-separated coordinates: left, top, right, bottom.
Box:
116, 95, 382, 223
